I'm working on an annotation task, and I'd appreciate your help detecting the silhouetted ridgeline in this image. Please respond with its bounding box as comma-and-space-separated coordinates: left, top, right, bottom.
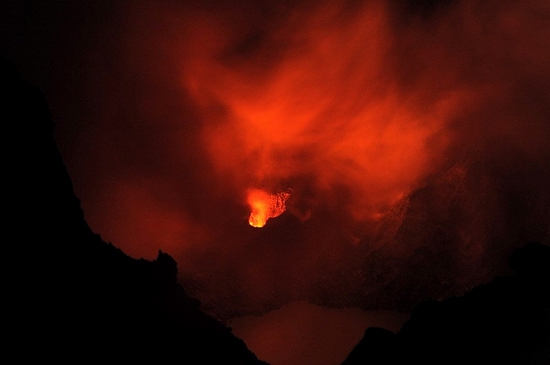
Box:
343, 242, 550, 365
3, 54, 266, 364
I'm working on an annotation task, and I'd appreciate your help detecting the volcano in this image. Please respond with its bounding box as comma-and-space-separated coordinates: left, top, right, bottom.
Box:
2, 0, 549, 363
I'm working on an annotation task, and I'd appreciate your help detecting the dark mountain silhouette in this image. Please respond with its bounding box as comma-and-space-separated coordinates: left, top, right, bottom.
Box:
343, 242, 550, 365
4, 47, 549, 364
3, 54, 266, 364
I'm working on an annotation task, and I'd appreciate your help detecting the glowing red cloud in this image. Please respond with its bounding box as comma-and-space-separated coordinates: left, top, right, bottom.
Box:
69, 0, 550, 320
179, 1, 463, 225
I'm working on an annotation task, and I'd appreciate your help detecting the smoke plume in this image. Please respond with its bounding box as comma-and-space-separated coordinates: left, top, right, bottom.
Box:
30, 0, 550, 317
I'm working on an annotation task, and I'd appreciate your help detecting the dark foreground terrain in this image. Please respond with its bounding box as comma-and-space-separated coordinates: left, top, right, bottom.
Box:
3, 54, 548, 364
3, 55, 266, 364
344, 242, 550, 364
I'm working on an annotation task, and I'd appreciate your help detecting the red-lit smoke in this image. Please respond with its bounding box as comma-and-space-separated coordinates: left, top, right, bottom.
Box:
182, 0, 457, 224
50, 0, 550, 318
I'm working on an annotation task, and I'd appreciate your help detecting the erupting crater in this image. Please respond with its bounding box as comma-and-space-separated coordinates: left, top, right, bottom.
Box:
247, 189, 292, 228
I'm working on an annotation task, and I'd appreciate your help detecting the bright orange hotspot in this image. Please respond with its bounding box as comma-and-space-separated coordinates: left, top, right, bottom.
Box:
247, 189, 291, 228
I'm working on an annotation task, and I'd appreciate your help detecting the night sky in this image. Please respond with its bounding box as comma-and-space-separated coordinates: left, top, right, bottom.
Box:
2, 0, 549, 363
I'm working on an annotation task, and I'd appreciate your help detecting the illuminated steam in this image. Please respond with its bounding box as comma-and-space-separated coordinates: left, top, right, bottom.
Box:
186, 0, 455, 222
52, 0, 550, 318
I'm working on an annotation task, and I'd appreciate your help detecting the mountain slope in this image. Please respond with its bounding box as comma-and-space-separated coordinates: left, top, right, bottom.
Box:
3, 54, 266, 364
343, 242, 550, 365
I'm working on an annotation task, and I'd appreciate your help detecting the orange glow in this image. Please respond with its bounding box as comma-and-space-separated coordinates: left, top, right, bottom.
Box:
68, 0, 550, 333
247, 189, 291, 227
182, 1, 459, 223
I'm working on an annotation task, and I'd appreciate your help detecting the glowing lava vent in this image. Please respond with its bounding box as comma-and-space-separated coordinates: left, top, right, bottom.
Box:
247, 189, 291, 228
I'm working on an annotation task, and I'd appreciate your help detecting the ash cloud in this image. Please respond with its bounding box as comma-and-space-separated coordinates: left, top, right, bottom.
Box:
6, 0, 549, 318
